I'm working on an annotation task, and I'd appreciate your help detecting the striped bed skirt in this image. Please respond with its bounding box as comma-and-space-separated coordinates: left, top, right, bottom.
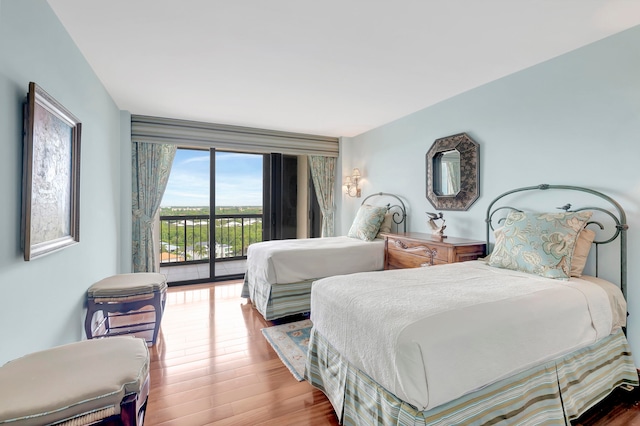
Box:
305, 328, 638, 426
242, 274, 314, 320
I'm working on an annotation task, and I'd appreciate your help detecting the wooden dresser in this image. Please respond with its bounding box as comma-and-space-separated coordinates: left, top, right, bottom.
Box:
382, 232, 486, 270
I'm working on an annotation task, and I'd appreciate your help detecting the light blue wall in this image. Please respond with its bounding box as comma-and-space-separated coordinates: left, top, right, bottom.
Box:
0, 0, 123, 364
339, 25, 640, 361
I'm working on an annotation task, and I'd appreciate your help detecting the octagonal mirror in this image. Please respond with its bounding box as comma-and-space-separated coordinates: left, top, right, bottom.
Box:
426, 133, 479, 210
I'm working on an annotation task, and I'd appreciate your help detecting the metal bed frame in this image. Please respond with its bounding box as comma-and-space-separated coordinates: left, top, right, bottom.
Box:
361, 192, 408, 233
485, 183, 629, 298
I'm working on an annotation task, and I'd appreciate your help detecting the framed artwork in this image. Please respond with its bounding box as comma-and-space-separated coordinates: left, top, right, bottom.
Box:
22, 82, 82, 260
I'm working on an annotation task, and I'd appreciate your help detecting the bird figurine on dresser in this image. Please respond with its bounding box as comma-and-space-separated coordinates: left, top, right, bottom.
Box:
426, 212, 447, 239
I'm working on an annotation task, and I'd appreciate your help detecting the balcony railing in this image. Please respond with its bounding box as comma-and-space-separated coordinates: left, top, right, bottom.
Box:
160, 213, 263, 266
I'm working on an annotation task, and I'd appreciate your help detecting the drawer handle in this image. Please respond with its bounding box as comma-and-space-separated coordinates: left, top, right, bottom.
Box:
394, 240, 408, 249
393, 240, 438, 266
422, 249, 438, 266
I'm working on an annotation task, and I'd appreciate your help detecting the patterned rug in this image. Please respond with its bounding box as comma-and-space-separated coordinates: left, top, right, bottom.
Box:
261, 319, 312, 381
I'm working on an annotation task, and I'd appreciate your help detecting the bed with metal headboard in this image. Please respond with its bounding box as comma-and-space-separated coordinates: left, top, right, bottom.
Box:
361, 192, 408, 233
305, 184, 637, 425
242, 192, 407, 320
486, 183, 628, 298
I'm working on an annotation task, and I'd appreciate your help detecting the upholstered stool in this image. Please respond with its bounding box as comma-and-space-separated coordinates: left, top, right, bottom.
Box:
85, 273, 167, 345
0, 336, 150, 426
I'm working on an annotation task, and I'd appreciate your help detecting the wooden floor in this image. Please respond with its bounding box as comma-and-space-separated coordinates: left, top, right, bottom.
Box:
144, 281, 640, 426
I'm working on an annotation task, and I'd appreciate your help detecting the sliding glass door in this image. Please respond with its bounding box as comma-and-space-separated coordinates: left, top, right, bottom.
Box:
211, 149, 264, 281
159, 148, 264, 284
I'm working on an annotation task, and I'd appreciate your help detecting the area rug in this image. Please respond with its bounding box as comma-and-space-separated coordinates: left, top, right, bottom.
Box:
262, 319, 312, 381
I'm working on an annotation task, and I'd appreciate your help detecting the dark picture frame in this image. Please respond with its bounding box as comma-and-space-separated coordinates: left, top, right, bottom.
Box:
22, 82, 81, 260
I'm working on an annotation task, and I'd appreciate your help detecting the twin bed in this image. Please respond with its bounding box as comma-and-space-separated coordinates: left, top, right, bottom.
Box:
304, 184, 638, 425
242, 192, 407, 320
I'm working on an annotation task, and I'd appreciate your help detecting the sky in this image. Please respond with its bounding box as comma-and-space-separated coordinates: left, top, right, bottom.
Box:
161, 149, 263, 207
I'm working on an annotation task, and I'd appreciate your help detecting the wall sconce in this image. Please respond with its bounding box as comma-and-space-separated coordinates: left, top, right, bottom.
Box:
344, 168, 362, 198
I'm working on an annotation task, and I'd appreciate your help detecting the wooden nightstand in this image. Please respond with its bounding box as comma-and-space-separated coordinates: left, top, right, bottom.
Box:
382, 232, 486, 270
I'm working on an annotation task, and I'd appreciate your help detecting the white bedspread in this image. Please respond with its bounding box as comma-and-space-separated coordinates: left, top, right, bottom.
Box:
246, 236, 384, 285
310, 261, 619, 411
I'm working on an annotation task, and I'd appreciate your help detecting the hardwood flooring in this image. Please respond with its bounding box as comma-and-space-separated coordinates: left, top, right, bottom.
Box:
144, 281, 640, 426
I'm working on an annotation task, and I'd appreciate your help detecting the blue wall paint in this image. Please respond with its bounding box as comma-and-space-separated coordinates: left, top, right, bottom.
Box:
0, 0, 123, 363
340, 25, 640, 361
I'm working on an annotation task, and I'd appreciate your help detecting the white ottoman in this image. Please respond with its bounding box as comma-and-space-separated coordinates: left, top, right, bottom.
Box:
0, 337, 149, 426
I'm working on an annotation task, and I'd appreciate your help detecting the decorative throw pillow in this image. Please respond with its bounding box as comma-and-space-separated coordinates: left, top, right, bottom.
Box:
481, 227, 503, 263
347, 204, 388, 241
377, 212, 393, 235
570, 228, 596, 277
487, 210, 592, 279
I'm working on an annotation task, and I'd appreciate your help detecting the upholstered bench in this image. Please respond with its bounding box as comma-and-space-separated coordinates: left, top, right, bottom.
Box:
85, 273, 167, 345
0, 336, 149, 426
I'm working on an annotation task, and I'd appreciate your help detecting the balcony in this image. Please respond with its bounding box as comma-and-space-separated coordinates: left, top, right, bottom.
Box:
158, 213, 262, 283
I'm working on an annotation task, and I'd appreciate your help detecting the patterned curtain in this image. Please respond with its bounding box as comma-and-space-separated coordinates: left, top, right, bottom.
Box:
308, 156, 337, 237
445, 162, 460, 194
132, 142, 177, 272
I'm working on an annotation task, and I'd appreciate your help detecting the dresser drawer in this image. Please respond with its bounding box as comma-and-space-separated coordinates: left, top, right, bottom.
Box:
383, 232, 486, 270
386, 236, 446, 268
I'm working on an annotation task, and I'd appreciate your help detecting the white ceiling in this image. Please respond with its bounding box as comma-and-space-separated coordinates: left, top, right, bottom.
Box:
47, 0, 640, 138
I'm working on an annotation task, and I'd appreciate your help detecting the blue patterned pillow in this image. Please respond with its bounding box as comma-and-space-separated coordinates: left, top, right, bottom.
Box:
347, 204, 388, 241
488, 210, 592, 279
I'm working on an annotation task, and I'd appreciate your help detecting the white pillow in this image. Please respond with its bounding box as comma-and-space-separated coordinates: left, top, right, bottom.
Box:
377, 212, 393, 234
570, 228, 596, 277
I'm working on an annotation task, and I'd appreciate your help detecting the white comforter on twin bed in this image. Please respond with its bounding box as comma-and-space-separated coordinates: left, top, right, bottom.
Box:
246, 236, 384, 285
310, 261, 620, 411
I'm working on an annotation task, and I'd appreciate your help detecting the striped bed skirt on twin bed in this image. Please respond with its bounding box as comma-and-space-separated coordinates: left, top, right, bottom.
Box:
305, 328, 639, 426
242, 274, 314, 320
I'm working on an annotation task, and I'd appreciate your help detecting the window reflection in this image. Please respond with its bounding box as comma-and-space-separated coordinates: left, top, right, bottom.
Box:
433, 150, 460, 196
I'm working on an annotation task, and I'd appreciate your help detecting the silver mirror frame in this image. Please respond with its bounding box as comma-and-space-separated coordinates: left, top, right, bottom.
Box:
426, 133, 479, 211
